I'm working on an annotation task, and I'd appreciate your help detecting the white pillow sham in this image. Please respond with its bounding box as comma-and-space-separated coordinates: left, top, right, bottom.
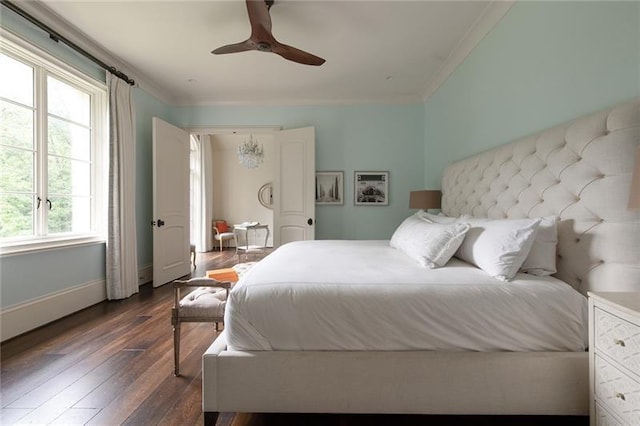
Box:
454, 218, 541, 281
520, 216, 558, 276
416, 210, 457, 224
390, 214, 470, 268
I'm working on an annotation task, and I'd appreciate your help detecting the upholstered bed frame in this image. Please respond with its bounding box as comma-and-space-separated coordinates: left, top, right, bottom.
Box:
202, 99, 640, 424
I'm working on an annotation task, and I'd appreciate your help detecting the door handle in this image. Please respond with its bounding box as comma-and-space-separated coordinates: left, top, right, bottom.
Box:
157, 219, 165, 227
307, 218, 313, 225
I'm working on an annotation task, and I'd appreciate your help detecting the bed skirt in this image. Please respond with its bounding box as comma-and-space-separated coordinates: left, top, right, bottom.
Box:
202, 332, 588, 420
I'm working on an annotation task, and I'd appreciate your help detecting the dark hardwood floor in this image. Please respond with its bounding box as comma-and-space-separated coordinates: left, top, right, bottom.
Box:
1, 249, 588, 426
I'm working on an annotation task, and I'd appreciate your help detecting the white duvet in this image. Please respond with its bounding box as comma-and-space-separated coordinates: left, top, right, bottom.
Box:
224, 240, 588, 352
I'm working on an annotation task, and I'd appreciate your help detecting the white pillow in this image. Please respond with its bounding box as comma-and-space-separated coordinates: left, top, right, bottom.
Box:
390, 214, 470, 268
454, 218, 541, 281
416, 210, 471, 224
520, 216, 558, 276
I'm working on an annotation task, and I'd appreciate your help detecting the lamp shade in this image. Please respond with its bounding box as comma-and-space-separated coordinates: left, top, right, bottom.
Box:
409, 190, 442, 209
629, 146, 640, 209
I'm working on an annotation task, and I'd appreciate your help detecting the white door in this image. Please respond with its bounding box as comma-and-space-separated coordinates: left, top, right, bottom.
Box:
152, 117, 191, 287
273, 127, 315, 246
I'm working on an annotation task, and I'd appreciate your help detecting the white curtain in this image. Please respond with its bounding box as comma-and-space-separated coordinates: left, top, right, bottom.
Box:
200, 135, 215, 251
190, 135, 203, 251
106, 72, 138, 300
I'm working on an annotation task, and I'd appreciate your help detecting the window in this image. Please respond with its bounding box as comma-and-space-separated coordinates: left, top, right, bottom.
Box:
0, 34, 107, 254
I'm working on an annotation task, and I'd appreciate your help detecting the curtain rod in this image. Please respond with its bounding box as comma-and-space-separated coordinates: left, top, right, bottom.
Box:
1, 0, 135, 86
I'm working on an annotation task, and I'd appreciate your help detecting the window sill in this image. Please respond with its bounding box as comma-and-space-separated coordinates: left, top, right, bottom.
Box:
0, 235, 106, 257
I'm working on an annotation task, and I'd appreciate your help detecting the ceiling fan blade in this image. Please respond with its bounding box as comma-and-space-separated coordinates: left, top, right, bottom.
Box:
272, 43, 325, 66
211, 40, 254, 55
212, 0, 326, 66
246, 0, 272, 37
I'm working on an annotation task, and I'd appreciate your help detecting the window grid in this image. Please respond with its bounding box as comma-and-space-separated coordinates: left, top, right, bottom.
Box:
0, 32, 107, 253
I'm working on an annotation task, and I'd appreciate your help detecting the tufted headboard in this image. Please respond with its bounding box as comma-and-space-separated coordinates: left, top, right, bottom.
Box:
442, 99, 640, 296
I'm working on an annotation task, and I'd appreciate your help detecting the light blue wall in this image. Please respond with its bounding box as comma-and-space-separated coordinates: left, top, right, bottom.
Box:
424, 1, 640, 188
172, 104, 426, 240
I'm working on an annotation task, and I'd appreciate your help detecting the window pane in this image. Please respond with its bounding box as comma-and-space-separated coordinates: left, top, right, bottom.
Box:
0, 194, 34, 238
48, 116, 90, 161
0, 146, 34, 193
47, 195, 90, 234
48, 156, 91, 196
0, 53, 33, 106
47, 76, 90, 126
0, 100, 34, 149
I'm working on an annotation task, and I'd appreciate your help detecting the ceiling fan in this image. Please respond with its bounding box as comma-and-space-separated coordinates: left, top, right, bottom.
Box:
211, 0, 325, 66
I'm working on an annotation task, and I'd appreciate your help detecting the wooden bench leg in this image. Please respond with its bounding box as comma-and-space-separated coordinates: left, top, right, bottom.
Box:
173, 321, 181, 376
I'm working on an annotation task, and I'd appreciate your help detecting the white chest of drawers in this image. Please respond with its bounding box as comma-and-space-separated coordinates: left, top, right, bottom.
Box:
589, 292, 640, 426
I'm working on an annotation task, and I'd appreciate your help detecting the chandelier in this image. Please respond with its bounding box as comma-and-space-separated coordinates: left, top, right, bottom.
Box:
237, 134, 264, 169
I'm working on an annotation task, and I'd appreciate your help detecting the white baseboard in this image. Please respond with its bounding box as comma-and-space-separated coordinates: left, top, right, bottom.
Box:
138, 263, 153, 285
1, 279, 107, 342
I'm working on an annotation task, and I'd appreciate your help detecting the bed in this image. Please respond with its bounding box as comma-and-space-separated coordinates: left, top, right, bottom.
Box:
202, 98, 640, 424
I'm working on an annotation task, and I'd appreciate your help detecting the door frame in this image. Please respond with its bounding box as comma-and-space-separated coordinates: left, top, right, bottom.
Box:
185, 126, 281, 250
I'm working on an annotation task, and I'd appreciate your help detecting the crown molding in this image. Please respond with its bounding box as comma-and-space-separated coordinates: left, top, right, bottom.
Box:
175, 94, 425, 108
9, 0, 514, 108
13, 0, 179, 105
422, 0, 515, 103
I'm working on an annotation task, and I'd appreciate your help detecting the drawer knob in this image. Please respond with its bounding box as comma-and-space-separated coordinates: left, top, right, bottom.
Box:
615, 392, 626, 401
614, 339, 626, 347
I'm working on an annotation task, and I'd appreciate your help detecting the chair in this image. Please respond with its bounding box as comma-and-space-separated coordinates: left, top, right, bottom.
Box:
212, 220, 234, 251
171, 277, 231, 376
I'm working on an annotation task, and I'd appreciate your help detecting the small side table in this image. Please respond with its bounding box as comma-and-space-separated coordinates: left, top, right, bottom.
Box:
233, 223, 269, 260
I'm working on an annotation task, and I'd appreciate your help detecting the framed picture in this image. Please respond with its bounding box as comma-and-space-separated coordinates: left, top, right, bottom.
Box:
315, 171, 344, 205
354, 171, 389, 206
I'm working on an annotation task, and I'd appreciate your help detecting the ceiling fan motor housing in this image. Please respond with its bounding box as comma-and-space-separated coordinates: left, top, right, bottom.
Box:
256, 41, 272, 52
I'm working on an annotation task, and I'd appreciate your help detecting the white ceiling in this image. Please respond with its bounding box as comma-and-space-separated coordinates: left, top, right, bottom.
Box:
29, 0, 513, 106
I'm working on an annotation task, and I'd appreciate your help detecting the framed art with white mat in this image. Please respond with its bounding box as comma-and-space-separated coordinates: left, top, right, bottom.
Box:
315, 171, 344, 205
354, 171, 389, 206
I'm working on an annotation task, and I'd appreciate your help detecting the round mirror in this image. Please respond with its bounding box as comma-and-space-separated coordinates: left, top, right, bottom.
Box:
258, 182, 273, 209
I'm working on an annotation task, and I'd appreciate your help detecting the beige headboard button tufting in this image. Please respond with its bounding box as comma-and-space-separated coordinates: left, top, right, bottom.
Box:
442, 99, 640, 296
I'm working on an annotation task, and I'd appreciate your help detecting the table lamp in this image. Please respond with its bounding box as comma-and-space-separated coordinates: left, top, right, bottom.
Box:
409, 190, 442, 211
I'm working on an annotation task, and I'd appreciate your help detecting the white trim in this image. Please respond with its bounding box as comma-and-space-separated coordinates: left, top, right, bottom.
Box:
0, 236, 105, 257
422, 0, 515, 102
175, 96, 425, 108
184, 126, 282, 135
138, 263, 153, 285
0, 278, 106, 342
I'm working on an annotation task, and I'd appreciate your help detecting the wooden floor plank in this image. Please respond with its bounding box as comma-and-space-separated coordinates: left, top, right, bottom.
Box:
1, 302, 161, 402
118, 323, 218, 425
4, 315, 155, 408
48, 408, 101, 425
0, 408, 31, 425
72, 327, 172, 410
